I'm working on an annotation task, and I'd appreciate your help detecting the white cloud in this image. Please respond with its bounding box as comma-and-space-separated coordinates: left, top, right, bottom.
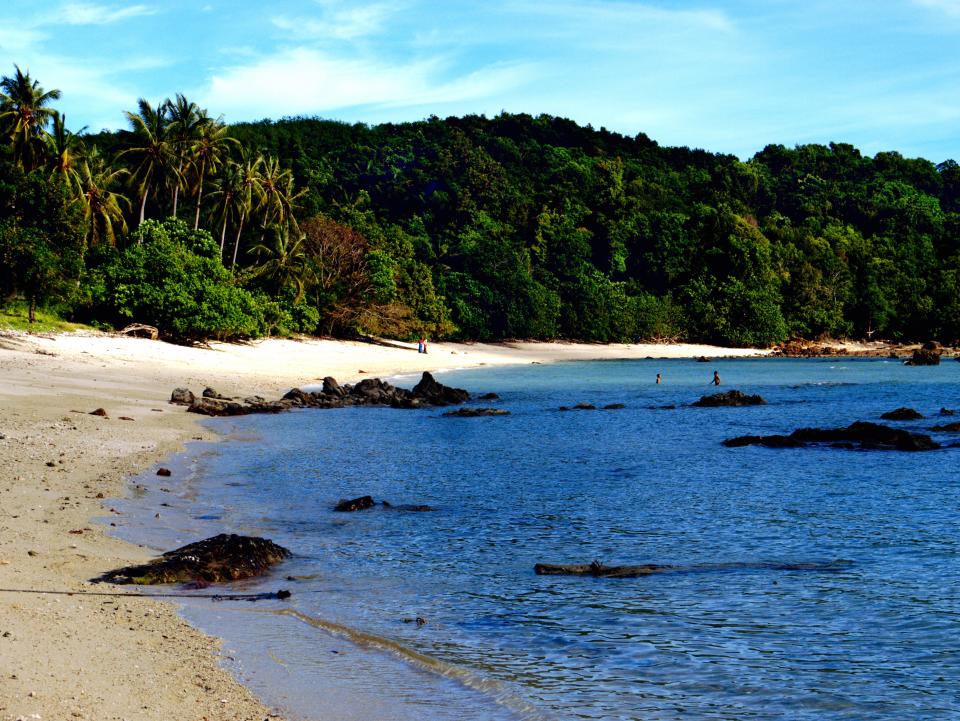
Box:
56, 2, 156, 25
199, 47, 537, 120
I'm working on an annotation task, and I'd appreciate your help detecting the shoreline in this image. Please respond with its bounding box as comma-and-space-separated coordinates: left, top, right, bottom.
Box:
0, 330, 772, 720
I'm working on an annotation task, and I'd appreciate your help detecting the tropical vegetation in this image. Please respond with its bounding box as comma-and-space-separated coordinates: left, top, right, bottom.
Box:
2, 63, 959, 345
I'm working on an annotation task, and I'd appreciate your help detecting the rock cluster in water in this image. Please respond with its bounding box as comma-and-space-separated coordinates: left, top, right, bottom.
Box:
724, 421, 939, 451
334, 495, 434, 512
97, 533, 290, 585
693, 390, 767, 407
170, 371, 470, 417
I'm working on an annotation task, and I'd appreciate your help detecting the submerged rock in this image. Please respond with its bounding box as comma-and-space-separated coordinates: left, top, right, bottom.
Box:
693, 390, 767, 407
930, 421, 960, 432
334, 495, 376, 512
535, 559, 852, 578
442, 407, 510, 417
97, 534, 290, 585
724, 421, 940, 451
880, 407, 924, 421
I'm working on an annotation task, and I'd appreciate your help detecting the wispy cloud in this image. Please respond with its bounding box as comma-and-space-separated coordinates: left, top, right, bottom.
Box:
55, 2, 157, 26
273, 1, 402, 42
199, 47, 536, 120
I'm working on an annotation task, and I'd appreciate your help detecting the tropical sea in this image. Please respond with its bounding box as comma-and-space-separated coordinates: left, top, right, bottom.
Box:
111, 357, 960, 721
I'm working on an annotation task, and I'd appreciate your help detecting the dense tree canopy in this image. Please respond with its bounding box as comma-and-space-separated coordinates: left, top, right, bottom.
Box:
2, 64, 958, 345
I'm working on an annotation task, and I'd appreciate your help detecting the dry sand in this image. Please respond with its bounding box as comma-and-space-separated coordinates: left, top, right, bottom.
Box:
0, 331, 767, 721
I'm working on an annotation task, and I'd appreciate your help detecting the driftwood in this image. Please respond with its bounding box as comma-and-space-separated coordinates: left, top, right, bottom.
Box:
535, 559, 852, 578
119, 323, 159, 340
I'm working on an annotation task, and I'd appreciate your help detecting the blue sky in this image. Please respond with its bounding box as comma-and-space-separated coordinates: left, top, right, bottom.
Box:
2, 0, 959, 160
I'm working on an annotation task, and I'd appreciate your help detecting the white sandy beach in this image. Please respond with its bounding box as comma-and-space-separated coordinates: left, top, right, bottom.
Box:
0, 331, 767, 721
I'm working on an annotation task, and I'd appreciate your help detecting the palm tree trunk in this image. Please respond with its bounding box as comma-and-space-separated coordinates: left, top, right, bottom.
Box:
193, 158, 206, 231
220, 212, 229, 255
231, 214, 245, 269
138, 180, 150, 231
172, 175, 180, 217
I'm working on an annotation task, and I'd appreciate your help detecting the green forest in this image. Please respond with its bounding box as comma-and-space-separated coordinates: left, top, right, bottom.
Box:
2, 64, 959, 346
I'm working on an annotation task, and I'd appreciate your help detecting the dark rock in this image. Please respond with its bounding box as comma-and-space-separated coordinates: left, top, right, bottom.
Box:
89, 408, 108, 417
156, 468, 172, 477
905, 342, 942, 365
322, 376, 345, 397
535, 559, 852, 578
202, 387, 231, 400
170, 388, 195, 405
334, 496, 376, 512
725, 421, 940, 451
118, 416, 135, 421
558, 406, 570, 411
573, 402, 596, 410
931, 422, 960, 432
880, 407, 924, 421
696, 356, 710, 362
442, 407, 510, 417
479, 392, 500, 400
649, 404, 677, 410
603, 403, 626, 410
96, 533, 289, 585
411, 372, 470, 405
693, 390, 766, 407
242, 396, 266, 405
939, 408, 956, 416
381, 501, 435, 512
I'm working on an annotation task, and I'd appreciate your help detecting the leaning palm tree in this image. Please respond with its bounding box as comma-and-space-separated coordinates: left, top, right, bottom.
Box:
164, 93, 207, 219
118, 98, 174, 229
189, 116, 238, 231
0, 64, 62, 170
46, 111, 86, 194
76, 148, 130, 247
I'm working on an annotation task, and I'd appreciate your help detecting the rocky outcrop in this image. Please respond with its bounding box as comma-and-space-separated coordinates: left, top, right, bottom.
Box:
693, 390, 767, 407
931, 421, 960, 432
880, 407, 924, 421
97, 534, 290, 585
905, 341, 942, 366
181, 371, 471, 417
724, 421, 940, 451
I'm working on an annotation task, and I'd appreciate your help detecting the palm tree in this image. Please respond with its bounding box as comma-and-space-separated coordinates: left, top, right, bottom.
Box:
249, 224, 312, 301
76, 148, 129, 247
190, 116, 238, 230
230, 153, 265, 269
46, 111, 86, 193
119, 98, 173, 229
257, 154, 304, 240
164, 93, 206, 219
0, 64, 62, 170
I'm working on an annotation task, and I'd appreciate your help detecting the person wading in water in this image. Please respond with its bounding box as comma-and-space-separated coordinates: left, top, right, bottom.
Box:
712, 370, 721, 386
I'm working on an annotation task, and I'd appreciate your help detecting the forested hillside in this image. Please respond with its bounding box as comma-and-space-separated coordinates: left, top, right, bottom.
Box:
3, 65, 958, 344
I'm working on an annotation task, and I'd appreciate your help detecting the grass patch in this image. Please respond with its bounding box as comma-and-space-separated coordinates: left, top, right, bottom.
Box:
0, 302, 94, 333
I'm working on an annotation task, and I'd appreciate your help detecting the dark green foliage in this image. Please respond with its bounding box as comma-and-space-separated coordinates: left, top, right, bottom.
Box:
4, 63, 959, 344
84, 219, 265, 340
0, 166, 85, 320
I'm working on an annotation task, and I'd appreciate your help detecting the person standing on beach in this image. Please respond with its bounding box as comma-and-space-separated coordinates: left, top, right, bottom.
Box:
712, 370, 721, 385
417, 337, 424, 354
422, 337, 428, 354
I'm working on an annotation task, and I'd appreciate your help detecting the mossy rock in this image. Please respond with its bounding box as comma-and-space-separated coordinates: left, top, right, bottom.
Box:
98, 533, 290, 585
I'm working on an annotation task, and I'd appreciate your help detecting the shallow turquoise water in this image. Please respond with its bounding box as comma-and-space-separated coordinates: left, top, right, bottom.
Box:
115, 358, 960, 720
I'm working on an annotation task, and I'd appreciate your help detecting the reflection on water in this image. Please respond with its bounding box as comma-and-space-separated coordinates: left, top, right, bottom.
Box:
114, 358, 960, 721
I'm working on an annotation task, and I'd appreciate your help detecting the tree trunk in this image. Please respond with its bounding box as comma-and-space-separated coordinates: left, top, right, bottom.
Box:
28, 295, 36, 323
138, 180, 150, 231
193, 158, 206, 231
172, 176, 180, 218
231, 214, 244, 269
220, 212, 229, 256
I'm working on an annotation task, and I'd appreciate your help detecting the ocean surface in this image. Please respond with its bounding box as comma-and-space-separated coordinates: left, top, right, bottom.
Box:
111, 357, 960, 721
